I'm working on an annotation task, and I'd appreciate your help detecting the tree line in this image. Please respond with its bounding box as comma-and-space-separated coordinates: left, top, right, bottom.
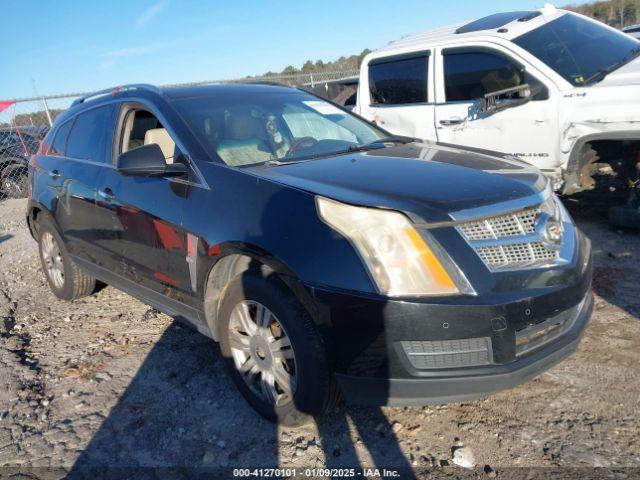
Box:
564, 0, 640, 28
256, 49, 372, 78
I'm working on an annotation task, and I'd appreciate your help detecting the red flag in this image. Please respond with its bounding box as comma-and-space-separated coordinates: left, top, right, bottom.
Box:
0, 100, 15, 113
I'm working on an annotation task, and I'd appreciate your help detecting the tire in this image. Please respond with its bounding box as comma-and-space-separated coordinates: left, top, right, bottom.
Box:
218, 271, 338, 426
609, 206, 640, 229
1, 163, 29, 199
37, 216, 96, 300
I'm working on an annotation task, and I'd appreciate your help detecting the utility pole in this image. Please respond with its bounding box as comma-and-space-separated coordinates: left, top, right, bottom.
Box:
31, 79, 52, 127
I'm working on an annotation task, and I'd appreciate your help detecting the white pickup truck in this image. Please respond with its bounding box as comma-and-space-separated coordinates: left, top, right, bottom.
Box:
354, 4, 640, 225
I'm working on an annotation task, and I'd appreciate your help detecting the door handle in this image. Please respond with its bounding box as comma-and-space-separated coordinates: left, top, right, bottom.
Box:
98, 188, 115, 201
439, 117, 465, 126
49, 169, 60, 179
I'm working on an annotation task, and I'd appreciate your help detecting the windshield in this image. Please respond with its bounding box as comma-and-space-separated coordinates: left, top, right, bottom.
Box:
171, 89, 387, 167
514, 13, 640, 86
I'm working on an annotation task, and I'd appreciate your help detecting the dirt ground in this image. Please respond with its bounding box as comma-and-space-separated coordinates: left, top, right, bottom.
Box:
0, 197, 639, 479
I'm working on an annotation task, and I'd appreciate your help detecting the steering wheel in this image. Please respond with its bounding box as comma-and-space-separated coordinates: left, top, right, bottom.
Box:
287, 136, 318, 156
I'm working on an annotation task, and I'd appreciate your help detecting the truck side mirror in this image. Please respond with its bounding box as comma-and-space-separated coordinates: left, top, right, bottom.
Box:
479, 84, 532, 114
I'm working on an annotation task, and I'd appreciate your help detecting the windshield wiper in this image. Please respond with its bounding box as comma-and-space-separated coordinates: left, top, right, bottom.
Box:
258, 136, 417, 167
584, 47, 640, 85
346, 135, 416, 153
263, 159, 286, 166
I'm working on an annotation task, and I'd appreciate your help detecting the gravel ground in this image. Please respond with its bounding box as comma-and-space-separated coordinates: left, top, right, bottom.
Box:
0, 197, 639, 479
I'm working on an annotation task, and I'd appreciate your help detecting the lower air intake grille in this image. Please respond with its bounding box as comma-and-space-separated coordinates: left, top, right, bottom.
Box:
401, 337, 492, 369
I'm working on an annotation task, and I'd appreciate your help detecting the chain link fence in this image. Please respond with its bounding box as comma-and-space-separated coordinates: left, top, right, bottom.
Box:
0, 69, 359, 202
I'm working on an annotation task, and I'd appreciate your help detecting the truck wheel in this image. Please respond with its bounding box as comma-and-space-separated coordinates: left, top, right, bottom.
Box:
1, 164, 29, 199
218, 271, 338, 426
37, 217, 97, 300
609, 206, 640, 229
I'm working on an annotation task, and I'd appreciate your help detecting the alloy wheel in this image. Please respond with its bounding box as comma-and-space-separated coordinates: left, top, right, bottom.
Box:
2, 171, 26, 198
228, 300, 297, 407
3, 177, 22, 197
41, 232, 65, 289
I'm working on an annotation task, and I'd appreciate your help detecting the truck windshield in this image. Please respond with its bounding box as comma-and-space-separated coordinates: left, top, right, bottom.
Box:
171, 90, 387, 167
514, 13, 640, 86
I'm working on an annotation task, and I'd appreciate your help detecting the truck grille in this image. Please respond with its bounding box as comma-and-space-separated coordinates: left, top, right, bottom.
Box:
401, 337, 492, 369
457, 203, 561, 270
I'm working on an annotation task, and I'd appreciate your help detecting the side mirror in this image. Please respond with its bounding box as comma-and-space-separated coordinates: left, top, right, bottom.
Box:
478, 84, 531, 114
116, 144, 188, 177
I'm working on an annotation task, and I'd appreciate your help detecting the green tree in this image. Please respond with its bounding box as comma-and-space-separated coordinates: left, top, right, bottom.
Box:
301, 60, 315, 73
281, 65, 299, 75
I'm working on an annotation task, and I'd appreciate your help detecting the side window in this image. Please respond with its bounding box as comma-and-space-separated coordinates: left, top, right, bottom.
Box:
344, 92, 357, 107
66, 105, 116, 162
120, 108, 178, 164
49, 120, 73, 156
369, 54, 429, 105
444, 51, 525, 102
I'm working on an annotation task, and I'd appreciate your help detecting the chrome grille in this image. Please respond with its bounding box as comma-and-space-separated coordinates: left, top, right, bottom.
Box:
457, 201, 562, 271
458, 208, 538, 240
476, 241, 558, 269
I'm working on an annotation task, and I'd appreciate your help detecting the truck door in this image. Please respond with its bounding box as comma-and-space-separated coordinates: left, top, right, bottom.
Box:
357, 52, 437, 141
433, 46, 559, 170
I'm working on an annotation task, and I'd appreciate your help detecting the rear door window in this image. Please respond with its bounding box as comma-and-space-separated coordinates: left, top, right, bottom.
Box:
49, 120, 73, 156
369, 54, 429, 105
66, 104, 117, 163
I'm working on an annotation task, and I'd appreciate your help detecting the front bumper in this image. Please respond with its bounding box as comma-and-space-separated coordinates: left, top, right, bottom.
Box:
302, 230, 593, 406
335, 292, 592, 406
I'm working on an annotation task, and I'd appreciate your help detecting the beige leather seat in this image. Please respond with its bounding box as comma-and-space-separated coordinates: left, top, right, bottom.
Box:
144, 128, 175, 164
216, 113, 272, 166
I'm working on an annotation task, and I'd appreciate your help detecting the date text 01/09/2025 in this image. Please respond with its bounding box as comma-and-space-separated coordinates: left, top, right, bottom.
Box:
232, 468, 401, 477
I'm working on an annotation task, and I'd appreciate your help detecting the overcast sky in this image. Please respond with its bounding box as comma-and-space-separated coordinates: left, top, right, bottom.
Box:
1, 0, 589, 99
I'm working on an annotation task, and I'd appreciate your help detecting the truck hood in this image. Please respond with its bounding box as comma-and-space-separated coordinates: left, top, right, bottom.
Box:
251, 142, 546, 224
597, 56, 640, 87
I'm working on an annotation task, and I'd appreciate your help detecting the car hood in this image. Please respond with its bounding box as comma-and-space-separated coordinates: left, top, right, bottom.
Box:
250, 142, 547, 224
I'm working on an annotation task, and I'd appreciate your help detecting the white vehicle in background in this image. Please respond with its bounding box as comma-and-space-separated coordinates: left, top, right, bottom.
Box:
622, 24, 640, 39
354, 5, 640, 226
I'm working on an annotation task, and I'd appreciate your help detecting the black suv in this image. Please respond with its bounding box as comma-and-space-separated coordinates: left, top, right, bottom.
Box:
28, 84, 593, 425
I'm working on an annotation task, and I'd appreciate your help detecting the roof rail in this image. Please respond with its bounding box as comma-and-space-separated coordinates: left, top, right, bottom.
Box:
71, 84, 161, 106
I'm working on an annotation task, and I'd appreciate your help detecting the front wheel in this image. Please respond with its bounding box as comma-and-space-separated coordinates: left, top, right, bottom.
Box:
218, 272, 338, 426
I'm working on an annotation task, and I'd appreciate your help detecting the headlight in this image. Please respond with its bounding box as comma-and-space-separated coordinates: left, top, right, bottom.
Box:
316, 196, 473, 297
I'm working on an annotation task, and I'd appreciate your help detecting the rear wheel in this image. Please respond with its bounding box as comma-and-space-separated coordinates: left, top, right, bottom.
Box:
218, 272, 337, 426
1, 163, 29, 199
37, 217, 96, 300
